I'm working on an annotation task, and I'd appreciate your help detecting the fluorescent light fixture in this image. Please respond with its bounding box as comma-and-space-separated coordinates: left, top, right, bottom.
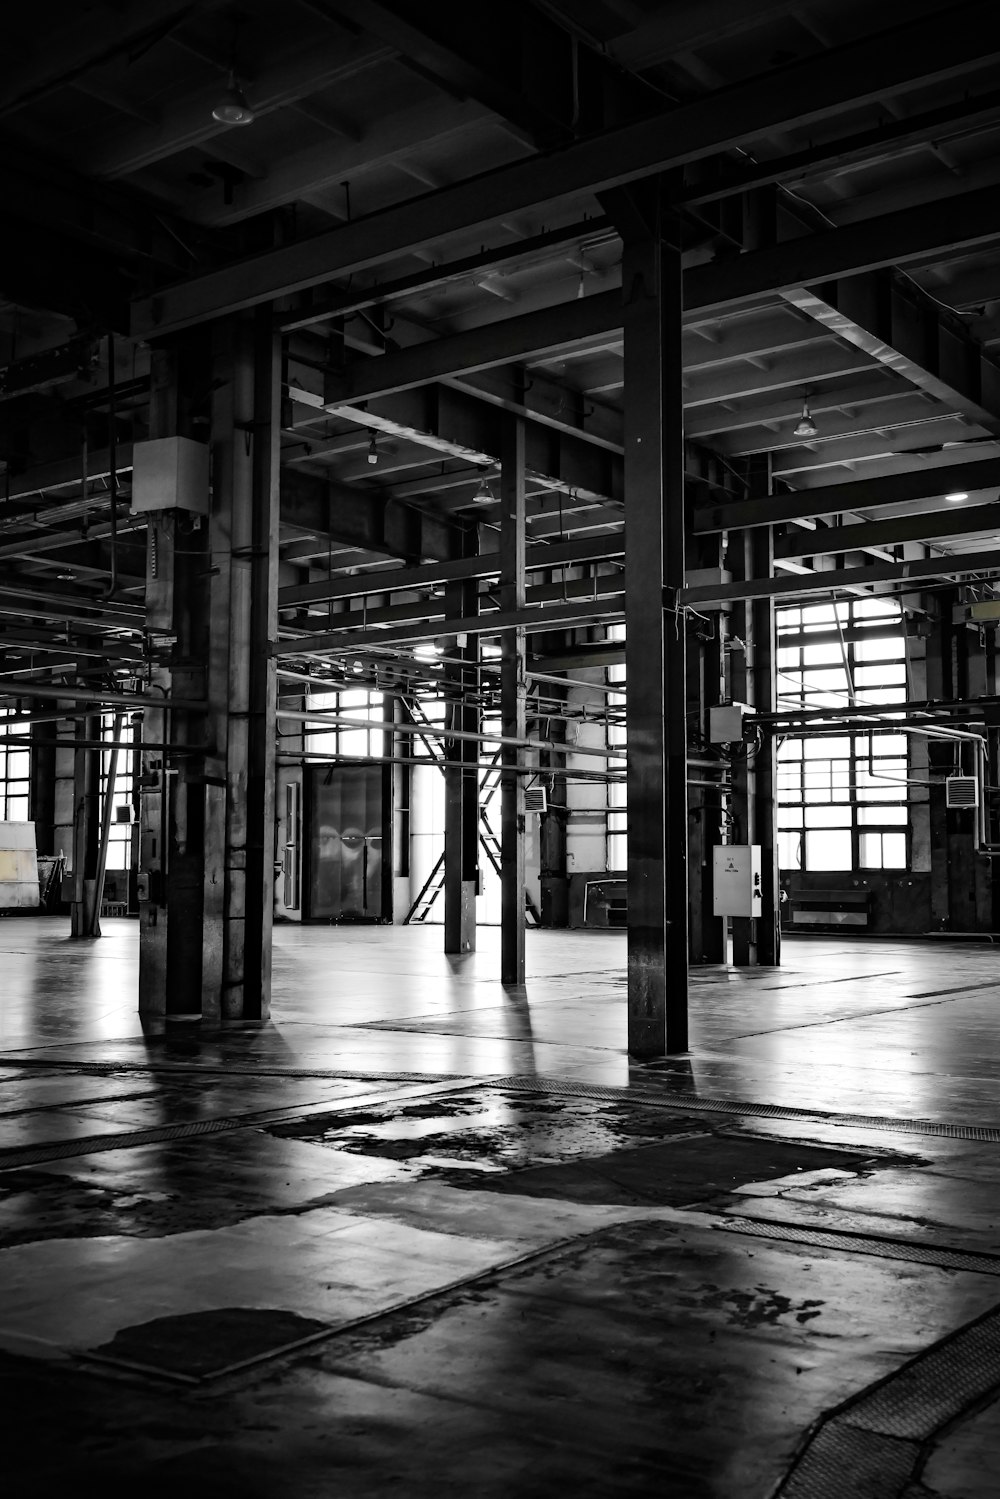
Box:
946, 491, 969, 502
413, 642, 441, 661
481, 642, 502, 659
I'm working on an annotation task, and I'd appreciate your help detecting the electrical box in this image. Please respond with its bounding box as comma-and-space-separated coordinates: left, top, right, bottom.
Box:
708, 702, 749, 744
131, 436, 209, 515
713, 844, 762, 918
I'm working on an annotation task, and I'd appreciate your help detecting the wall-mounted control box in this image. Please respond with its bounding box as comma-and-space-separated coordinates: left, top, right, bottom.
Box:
713, 844, 762, 918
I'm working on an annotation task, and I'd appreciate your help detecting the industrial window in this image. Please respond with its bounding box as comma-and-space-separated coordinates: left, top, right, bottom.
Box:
0, 707, 30, 821
305, 689, 385, 758
775, 599, 910, 872
99, 713, 136, 870
607, 624, 627, 870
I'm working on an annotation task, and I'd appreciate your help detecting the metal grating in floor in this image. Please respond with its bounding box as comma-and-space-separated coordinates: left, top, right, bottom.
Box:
717, 1215, 1000, 1277
0, 1079, 481, 1170
776, 1304, 1000, 1497
485, 1076, 1000, 1142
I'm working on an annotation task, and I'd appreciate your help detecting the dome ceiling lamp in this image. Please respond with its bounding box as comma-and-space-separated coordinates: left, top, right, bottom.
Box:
792, 392, 819, 439
212, 70, 255, 126
212, 24, 255, 127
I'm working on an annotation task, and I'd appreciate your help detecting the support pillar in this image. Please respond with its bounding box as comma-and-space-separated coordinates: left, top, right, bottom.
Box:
500, 415, 526, 985
205, 309, 280, 1020
69, 714, 100, 938
444, 532, 480, 954
619, 185, 689, 1056
138, 309, 279, 1023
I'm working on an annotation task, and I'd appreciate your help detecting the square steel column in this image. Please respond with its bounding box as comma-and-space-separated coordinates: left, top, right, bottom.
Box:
444, 535, 480, 955
205, 308, 281, 1021
500, 415, 527, 986
621, 190, 689, 1057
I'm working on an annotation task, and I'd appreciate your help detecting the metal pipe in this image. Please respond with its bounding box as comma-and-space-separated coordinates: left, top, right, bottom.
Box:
278, 706, 618, 760
275, 748, 624, 780
0, 683, 205, 710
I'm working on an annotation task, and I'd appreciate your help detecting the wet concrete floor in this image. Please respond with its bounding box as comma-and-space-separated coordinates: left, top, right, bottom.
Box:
2, 920, 1000, 1495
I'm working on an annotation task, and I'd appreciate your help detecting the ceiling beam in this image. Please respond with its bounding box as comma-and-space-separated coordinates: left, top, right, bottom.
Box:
315, 0, 656, 150
192, 98, 493, 227
781, 268, 1000, 436
316, 184, 1000, 405
279, 532, 623, 608
774, 503, 1000, 559
281, 468, 462, 562
79, 35, 392, 180
133, 3, 1000, 335
277, 217, 613, 333
274, 596, 623, 654
0, 2, 195, 120
680, 547, 1000, 605
694, 457, 1000, 533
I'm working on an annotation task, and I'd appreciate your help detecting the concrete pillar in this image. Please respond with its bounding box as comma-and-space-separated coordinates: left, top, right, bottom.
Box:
500, 414, 527, 986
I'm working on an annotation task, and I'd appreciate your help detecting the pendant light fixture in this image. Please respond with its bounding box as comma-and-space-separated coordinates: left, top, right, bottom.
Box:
792, 393, 818, 439
212, 25, 255, 127
471, 473, 495, 505
212, 70, 255, 126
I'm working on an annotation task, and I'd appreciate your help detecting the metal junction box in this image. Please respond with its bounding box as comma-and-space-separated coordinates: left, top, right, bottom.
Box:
713, 844, 762, 918
131, 436, 209, 515
708, 702, 749, 744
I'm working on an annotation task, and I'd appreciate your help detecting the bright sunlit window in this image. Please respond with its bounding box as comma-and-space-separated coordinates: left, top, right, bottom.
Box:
99, 713, 136, 870
607, 624, 627, 869
306, 690, 385, 758
0, 707, 29, 821
776, 599, 910, 872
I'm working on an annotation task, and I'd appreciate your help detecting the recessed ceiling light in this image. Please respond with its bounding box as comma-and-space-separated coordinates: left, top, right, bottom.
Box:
946, 491, 969, 502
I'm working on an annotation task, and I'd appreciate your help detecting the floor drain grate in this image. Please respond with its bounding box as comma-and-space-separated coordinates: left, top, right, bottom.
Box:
484, 1077, 1000, 1142
717, 1216, 1000, 1277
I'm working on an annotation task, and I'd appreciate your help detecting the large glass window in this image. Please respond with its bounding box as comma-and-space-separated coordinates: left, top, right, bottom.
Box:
607, 625, 627, 869
306, 689, 385, 757
99, 713, 136, 870
776, 599, 910, 872
0, 708, 30, 821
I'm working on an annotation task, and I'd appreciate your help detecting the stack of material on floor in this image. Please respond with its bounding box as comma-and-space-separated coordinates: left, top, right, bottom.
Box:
0, 821, 38, 910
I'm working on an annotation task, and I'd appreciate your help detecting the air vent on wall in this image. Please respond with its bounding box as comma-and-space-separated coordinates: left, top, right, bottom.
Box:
946, 775, 979, 809
524, 785, 548, 814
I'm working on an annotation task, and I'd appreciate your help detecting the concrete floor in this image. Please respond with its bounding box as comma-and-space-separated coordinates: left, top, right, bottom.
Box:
2, 919, 1000, 1496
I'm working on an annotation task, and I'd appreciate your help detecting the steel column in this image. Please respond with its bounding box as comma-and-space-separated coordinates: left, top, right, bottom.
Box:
69, 713, 101, 939
500, 415, 527, 985
205, 309, 281, 1021
444, 542, 480, 954
138, 337, 212, 1019
620, 187, 689, 1057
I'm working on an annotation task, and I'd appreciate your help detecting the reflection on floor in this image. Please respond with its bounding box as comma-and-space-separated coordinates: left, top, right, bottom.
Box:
2, 919, 1000, 1496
